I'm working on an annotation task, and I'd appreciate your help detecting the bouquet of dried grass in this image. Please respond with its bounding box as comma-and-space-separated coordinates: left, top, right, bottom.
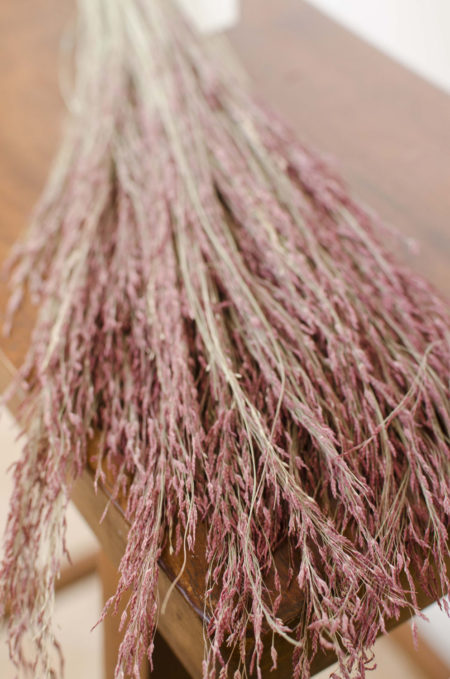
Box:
1, 1, 449, 678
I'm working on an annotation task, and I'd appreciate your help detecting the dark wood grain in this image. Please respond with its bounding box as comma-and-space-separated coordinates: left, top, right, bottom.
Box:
1, 1, 449, 677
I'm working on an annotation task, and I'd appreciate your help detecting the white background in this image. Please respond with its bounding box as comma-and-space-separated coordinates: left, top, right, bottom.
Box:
176, 0, 239, 33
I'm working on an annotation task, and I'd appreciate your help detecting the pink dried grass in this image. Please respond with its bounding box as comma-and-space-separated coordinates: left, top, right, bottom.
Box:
1, 1, 449, 678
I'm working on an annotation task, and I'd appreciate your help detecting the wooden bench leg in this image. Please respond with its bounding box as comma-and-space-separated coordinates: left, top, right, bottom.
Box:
56, 551, 99, 592
98, 551, 150, 679
98, 551, 191, 679
150, 633, 193, 678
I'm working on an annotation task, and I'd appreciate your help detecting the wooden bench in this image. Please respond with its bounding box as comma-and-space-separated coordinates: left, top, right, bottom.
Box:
1, 0, 449, 676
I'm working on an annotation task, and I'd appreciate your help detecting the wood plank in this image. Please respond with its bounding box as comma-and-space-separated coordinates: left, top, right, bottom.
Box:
98, 551, 152, 679
230, 0, 450, 296
71, 465, 205, 678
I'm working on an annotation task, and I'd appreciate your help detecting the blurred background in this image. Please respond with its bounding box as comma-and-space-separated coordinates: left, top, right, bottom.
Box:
306, 0, 450, 93
0, 1, 449, 677
176, 0, 450, 92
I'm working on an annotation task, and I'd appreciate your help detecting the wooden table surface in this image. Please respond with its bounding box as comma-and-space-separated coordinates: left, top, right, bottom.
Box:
1, 1, 449, 677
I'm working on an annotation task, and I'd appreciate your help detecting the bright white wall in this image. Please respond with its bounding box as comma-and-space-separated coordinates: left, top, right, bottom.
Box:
306, 0, 450, 93
176, 0, 239, 33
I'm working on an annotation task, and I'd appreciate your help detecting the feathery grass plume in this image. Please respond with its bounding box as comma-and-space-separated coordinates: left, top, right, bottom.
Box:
1, 0, 449, 677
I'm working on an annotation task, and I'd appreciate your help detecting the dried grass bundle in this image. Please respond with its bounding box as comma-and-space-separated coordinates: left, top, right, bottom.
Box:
1, 1, 449, 677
